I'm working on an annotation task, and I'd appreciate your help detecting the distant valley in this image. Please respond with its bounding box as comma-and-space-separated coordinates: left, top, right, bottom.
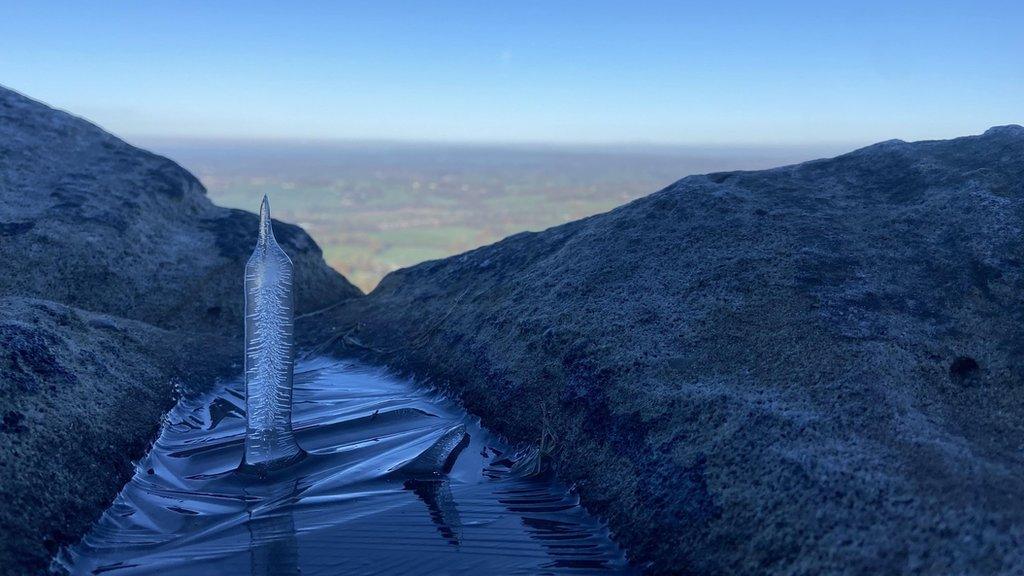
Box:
141, 138, 847, 291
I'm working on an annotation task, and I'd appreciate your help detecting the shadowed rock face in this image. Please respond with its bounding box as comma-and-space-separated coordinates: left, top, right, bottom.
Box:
0, 86, 360, 575
305, 126, 1024, 574
0, 297, 234, 575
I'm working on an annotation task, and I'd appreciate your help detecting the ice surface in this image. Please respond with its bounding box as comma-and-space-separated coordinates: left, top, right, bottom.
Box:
243, 196, 303, 468
58, 358, 635, 574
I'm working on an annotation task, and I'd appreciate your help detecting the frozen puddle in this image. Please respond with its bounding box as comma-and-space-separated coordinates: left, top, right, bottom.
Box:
57, 358, 634, 575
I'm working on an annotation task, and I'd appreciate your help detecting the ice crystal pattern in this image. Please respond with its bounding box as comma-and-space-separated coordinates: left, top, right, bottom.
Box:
243, 196, 302, 467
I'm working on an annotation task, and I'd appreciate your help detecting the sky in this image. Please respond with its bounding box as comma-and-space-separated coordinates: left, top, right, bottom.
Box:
0, 1, 1020, 145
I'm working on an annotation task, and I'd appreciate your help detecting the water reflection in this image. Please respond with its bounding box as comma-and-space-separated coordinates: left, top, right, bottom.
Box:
404, 479, 463, 546
247, 508, 299, 576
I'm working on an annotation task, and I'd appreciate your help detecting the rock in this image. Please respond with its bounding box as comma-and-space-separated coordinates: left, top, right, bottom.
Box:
305, 126, 1024, 574
1, 411, 27, 434
0, 86, 360, 575
0, 297, 236, 574
0, 86, 361, 334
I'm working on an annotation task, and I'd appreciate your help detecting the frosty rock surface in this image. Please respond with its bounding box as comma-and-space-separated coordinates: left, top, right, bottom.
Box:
305, 126, 1024, 574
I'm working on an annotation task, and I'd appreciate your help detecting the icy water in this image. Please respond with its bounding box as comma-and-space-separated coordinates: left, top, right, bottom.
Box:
56, 358, 633, 575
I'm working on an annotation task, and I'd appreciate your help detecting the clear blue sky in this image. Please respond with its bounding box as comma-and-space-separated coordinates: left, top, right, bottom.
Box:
0, 1, 1020, 145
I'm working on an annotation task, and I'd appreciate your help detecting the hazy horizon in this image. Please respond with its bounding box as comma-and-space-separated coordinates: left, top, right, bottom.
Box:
144, 137, 853, 291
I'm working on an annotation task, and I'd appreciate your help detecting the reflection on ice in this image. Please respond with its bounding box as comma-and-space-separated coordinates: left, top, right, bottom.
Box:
246, 481, 300, 576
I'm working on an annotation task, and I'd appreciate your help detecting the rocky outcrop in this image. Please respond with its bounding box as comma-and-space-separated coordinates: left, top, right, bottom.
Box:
0, 297, 234, 574
0, 86, 360, 575
305, 126, 1024, 574
0, 87, 360, 333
